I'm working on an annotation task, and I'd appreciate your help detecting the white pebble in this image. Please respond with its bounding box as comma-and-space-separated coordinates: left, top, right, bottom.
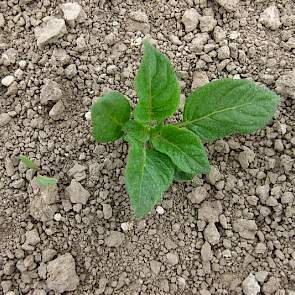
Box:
54, 213, 62, 221
18, 60, 27, 69
156, 206, 165, 215
121, 222, 133, 232
1, 75, 15, 86
85, 111, 91, 121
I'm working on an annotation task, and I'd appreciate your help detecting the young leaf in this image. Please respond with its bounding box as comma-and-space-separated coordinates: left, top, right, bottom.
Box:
134, 41, 180, 123
91, 91, 131, 143
183, 79, 280, 142
19, 155, 40, 171
174, 168, 195, 182
125, 143, 174, 218
151, 125, 210, 174
36, 175, 58, 186
123, 120, 150, 144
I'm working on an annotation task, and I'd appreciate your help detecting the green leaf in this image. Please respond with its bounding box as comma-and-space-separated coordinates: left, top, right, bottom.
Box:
123, 120, 150, 144
19, 155, 40, 171
36, 175, 58, 186
125, 143, 174, 218
174, 168, 195, 182
91, 91, 131, 143
151, 125, 210, 174
183, 79, 280, 142
134, 41, 180, 123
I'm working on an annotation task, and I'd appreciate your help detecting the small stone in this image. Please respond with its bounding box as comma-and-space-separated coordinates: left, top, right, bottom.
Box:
61, 2, 86, 27
233, 219, 257, 240
198, 201, 222, 223
169, 35, 182, 46
76, 35, 87, 52
255, 243, 267, 254
3, 261, 15, 275
265, 196, 278, 207
25, 229, 40, 246
127, 11, 150, 34
156, 206, 165, 215
262, 276, 280, 294
121, 222, 133, 232
242, 273, 260, 295
255, 271, 268, 283
65, 64, 77, 79
1, 75, 15, 87
204, 222, 220, 245
0, 13, 4, 27
129, 10, 149, 23
52, 48, 70, 66
217, 45, 230, 60
213, 26, 226, 43
42, 248, 57, 262
182, 8, 200, 32
215, 0, 239, 11
14, 69, 24, 80
40, 79, 62, 105
191, 33, 209, 54
46, 253, 79, 293
199, 16, 217, 33
49, 100, 65, 120
201, 242, 213, 262
105, 231, 124, 247
1, 280, 12, 293
150, 260, 161, 275
275, 70, 295, 100
0, 113, 12, 127
102, 204, 112, 220
238, 149, 255, 169
208, 166, 222, 185
259, 5, 281, 30
166, 252, 179, 266
191, 71, 209, 90
1, 48, 17, 66
38, 262, 47, 280
65, 179, 90, 205
53, 213, 62, 221
281, 192, 294, 204
34, 17, 67, 46
19, 60, 27, 69
246, 195, 259, 206
188, 186, 208, 204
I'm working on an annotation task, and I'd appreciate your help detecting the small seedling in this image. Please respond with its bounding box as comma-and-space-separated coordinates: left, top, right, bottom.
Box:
91, 41, 280, 218
20, 155, 58, 186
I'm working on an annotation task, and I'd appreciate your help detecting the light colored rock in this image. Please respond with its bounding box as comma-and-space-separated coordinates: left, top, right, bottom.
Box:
61, 2, 86, 27
259, 5, 281, 30
198, 201, 222, 223
150, 260, 161, 275
182, 8, 200, 32
199, 16, 217, 33
121, 221, 133, 232
262, 276, 280, 294
191, 33, 210, 54
25, 229, 40, 246
49, 101, 65, 120
76, 35, 87, 52
275, 70, 295, 100
130, 10, 149, 23
166, 252, 179, 265
255, 243, 267, 254
188, 186, 208, 204
127, 11, 150, 34
52, 48, 70, 66
213, 26, 226, 43
204, 222, 220, 245
40, 79, 62, 105
156, 206, 165, 215
242, 273, 260, 295
46, 253, 79, 293
0, 113, 12, 127
34, 17, 67, 46
0, 13, 4, 27
1, 48, 17, 66
191, 71, 209, 90
233, 219, 257, 240
281, 192, 294, 204
255, 271, 268, 283
215, 0, 239, 11
217, 45, 230, 60
65, 64, 77, 79
105, 231, 124, 247
238, 149, 255, 169
102, 204, 112, 220
1, 75, 15, 86
65, 179, 90, 205
42, 248, 57, 262
201, 242, 213, 262
30, 182, 59, 222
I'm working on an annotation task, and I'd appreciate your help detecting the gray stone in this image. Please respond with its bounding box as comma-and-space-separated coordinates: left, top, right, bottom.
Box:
233, 219, 257, 240
238, 149, 255, 169
0, 13, 4, 27
34, 17, 67, 46
105, 231, 124, 247
1, 280, 12, 293
242, 273, 260, 295
199, 16, 217, 33
127, 11, 150, 34
25, 229, 40, 246
204, 222, 220, 245
49, 101, 65, 120
0, 113, 12, 127
61, 2, 86, 27
102, 204, 112, 220
52, 48, 70, 66
213, 26, 226, 43
262, 276, 280, 294
166, 252, 179, 265
46, 253, 79, 293
198, 201, 222, 223
182, 8, 200, 32
255, 271, 268, 283
42, 248, 57, 262
188, 186, 208, 204
281, 192, 294, 204
255, 243, 267, 254
1, 48, 17, 66
1, 75, 15, 87
216, 0, 239, 11
3, 261, 15, 275
65, 64, 77, 79
201, 242, 213, 262
276, 70, 295, 100
218, 45, 230, 60
191, 33, 209, 54
191, 71, 209, 90
150, 260, 161, 275
65, 179, 90, 205
40, 79, 62, 105
259, 5, 281, 30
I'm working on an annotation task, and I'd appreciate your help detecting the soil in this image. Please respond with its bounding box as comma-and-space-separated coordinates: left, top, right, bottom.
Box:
0, 0, 295, 294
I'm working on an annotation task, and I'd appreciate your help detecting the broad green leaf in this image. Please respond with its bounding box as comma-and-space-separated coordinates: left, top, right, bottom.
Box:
134, 41, 180, 123
36, 175, 58, 186
20, 155, 40, 171
174, 168, 195, 182
183, 79, 280, 142
151, 125, 210, 174
125, 143, 174, 218
91, 91, 131, 143
123, 120, 150, 144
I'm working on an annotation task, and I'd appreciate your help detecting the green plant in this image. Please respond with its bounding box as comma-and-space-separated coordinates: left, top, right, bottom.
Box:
91, 41, 280, 218
20, 155, 58, 186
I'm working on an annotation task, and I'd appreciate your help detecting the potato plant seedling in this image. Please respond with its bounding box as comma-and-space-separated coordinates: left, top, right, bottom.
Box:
91, 41, 280, 218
